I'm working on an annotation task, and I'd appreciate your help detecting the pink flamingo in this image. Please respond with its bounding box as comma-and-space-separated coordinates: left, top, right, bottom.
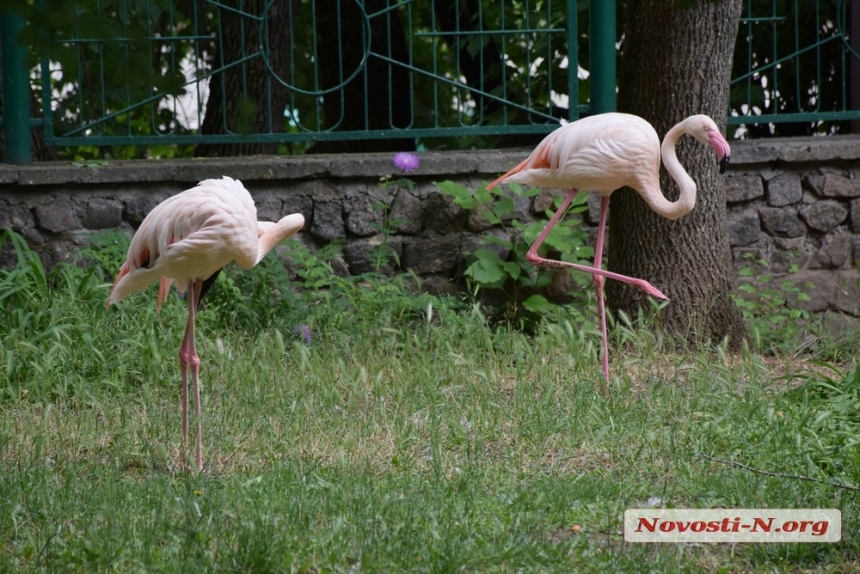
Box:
107, 176, 305, 471
487, 112, 731, 387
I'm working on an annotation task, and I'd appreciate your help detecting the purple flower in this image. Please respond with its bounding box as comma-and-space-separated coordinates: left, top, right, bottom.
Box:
392, 152, 420, 173
293, 324, 312, 343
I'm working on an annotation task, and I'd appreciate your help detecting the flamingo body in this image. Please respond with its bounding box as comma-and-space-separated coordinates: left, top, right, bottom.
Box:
499, 113, 662, 196
488, 112, 731, 388
107, 176, 305, 470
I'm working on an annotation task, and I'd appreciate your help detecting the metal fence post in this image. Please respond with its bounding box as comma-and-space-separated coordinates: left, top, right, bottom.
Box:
1, 11, 32, 164
589, 0, 616, 114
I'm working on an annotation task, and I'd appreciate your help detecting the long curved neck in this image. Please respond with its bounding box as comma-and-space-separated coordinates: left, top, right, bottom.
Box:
254, 214, 305, 266
641, 120, 697, 221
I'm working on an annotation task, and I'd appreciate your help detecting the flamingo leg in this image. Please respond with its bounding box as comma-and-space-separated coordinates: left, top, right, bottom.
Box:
525, 190, 669, 300
178, 279, 204, 472
525, 189, 668, 386
593, 197, 610, 388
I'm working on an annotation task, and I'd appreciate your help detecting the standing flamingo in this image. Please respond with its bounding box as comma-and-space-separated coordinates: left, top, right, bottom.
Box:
487, 112, 731, 387
107, 176, 305, 471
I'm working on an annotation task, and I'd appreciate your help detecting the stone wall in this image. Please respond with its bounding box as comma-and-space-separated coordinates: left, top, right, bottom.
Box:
1, 137, 859, 315
723, 137, 860, 316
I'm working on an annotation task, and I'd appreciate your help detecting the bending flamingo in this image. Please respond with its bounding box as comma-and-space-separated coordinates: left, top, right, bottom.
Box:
487, 112, 731, 387
107, 176, 305, 471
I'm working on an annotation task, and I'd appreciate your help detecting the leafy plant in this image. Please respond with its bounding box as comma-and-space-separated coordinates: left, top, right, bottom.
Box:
732, 252, 812, 354
437, 180, 594, 328
370, 169, 419, 272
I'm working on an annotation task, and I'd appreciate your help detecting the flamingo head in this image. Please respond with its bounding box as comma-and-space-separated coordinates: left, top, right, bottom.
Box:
685, 115, 732, 174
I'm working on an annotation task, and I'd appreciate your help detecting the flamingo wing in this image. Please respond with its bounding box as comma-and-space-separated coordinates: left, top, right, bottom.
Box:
106, 177, 259, 308
487, 113, 661, 194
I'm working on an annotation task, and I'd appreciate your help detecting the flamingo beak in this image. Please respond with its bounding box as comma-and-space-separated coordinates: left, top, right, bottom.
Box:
708, 129, 731, 175
719, 154, 730, 174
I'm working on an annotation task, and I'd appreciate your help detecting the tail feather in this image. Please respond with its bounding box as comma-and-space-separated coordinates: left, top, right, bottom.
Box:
157, 277, 173, 311
105, 263, 130, 310
486, 156, 531, 190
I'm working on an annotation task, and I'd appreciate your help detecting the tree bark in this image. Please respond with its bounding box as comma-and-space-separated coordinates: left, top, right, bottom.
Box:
609, 0, 746, 348
433, 0, 503, 119
305, 0, 414, 154
195, 0, 292, 157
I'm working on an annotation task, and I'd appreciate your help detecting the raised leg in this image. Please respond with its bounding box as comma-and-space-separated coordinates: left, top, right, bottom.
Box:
592, 197, 610, 387
178, 279, 204, 472
526, 190, 668, 387
526, 190, 669, 300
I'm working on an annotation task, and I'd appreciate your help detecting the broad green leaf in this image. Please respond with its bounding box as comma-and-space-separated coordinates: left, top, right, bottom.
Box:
522, 294, 553, 313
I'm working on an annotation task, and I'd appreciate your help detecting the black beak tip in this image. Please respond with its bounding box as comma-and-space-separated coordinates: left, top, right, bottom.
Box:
719, 155, 730, 174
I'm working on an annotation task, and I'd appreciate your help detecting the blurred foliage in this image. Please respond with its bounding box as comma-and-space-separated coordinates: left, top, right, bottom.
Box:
5, 0, 587, 159
727, 0, 854, 137
2, 0, 854, 160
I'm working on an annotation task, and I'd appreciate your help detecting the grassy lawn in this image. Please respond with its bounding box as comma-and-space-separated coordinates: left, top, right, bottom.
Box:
1, 231, 859, 572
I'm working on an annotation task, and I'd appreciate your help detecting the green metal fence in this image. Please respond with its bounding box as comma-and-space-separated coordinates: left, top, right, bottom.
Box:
1, 0, 600, 162
1, 0, 858, 164
728, 0, 860, 136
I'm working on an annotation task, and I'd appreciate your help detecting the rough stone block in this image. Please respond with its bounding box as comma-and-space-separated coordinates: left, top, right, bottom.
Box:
833, 270, 860, 315
533, 189, 563, 214
768, 236, 812, 272
727, 208, 761, 247
725, 175, 764, 203
814, 232, 852, 269
758, 207, 806, 238
586, 193, 603, 224
252, 194, 285, 223
511, 193, 531, 223
344, 187, 385, 237
125, 194, 166, 227
342, 234, 403, 275
803, 175, 824, 196
850, 198, 860, 233
799, 200, 848, 233
765, 174, 802, 206
401, 233, 461, 274
784, 270, 834, 312
854, 237, 860, 266
280, 194, 314, 222
34, 196, 78, 233
807, 174, 860, 198
82, 198, 123, 230
389, 189, 423, 235
309, 183, 345, 241
770, 248, 809, 274
466, 204, 495, 232
422, 193, 465, 234
0, 203, 33, 230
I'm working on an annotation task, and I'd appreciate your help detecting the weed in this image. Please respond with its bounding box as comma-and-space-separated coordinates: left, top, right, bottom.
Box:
733, 253, 812, 355
437, 180, 593, 330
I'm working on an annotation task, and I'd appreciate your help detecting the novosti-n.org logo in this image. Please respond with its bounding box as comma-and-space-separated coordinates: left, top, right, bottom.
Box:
624, 509, 841, 543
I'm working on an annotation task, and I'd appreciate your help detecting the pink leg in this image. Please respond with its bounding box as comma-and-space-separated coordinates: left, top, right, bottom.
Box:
526, 190, 668, 387
178, 280, 204, 472
526, 190, 669, 300
593, 197, 610, 387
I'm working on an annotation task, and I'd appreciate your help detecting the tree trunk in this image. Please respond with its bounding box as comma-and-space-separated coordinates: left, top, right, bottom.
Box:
305, 0, 414, 154
608, 0, 746, 348
195, 0, 292, 157
433, 0, 503, 119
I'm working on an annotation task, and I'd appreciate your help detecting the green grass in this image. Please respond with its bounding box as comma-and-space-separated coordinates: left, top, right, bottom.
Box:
1, 230, 859, 572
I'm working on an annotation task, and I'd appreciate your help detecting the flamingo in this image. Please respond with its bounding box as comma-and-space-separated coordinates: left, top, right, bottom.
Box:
106, 176, 305, 471
487, 112, 731, 388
